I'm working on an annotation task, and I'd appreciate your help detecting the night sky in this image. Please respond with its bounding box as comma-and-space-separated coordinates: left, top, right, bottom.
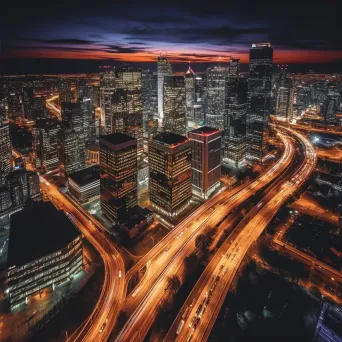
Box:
1, 0, 341, 73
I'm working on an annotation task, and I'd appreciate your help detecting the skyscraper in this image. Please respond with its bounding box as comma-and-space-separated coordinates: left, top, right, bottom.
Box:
157, 54, 172, 120
194, 74, 206, 126
141, 70, 158, 138
188, 126, 221, 199
163, 76, 186, 136
185, 63, 196, 128
79, 97, 96, 144
100, 69, 116, 133
223, 76, 248, 167
229, 58, 240, 76
0, 122, 12, 185
99, 133, 137, 222
275, 79, 294, 122
246, 43, 273, 162
149, 132, 192, 220
58, 125, 86, 185
32, 118, 60, 172
206, 65, 228, 131
296, 86, 311, 116
107, 68, 143, 152
322, 92, 340, 123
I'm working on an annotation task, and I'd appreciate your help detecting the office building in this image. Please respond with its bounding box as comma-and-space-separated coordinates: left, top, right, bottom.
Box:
223, 77, 248, 167
185, 63, 196, 128
22, 87, 34, 119
6, 170, 29, 207
109, 68, 143, 151
32, 118, 60, 172
79, 97, 96, 144
163, 76, 186, 136
27, 171, 41, 199
0, 122, 12, 185
322, 92, 340, 123
0, 186, 12, 214
246, 43, 273, 162
275, 79, 294, 122
86, 144, 100, 165
7, 92, 23, 118
194, 74, 206, 126
157, 54, 172, 120
188, 126, 221, 199
99, 133, 137, 222
100, 69, 117, 133
68, 165, 100, 203
141, 70, 158, 138
296, 86, 311, 115
58, 125, 86, 185
6, 201, 83, 308
206, 65, 228, 130
229, 58, 240, 76
149, 132, 192, 219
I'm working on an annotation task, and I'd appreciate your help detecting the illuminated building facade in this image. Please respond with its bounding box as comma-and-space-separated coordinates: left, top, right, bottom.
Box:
86, 144, 100, 165
188, 127, 221, 199
6, 201, 83, 308
194, 74, 206, 126
141, 70, 158, 138
32, 118, 60, 172
185, 64, 196, 128
296, 86, 311, 115
157, 54, 172, 120
0, 122, 12, 185
229, 58, 240, 76
206, 65, 228, 131
246, 43, 273, 162
275, 80, 294, 122
322, 92, 340, 123
99, 133, 137, 222
58, 125, 86, 185
109, 68, 143, 152
100, 70, 116, 133
223, 76, 248, 167
68, 165, 100, 203
163, 76, 186, 136
149, 132, 192, 219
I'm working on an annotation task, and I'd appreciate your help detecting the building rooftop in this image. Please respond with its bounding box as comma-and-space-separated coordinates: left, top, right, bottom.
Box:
100, 133, 136, 146
7, 201, 81, 268
69, 165, 100, 187
189, 126, 220, 136
153, 132, 188, 146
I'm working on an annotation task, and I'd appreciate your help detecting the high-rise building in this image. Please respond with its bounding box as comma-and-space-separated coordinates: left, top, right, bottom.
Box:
22, 87, 34, 119
99, 133, 137, 222
0, 185, 11, 214
275, 79, 294, 122
229, 58, 240, 76
6, 170, 29, 207
7, 92, 23, 118
322, 92, 340, 123
246, 43, 273, 162
32, 118, 60, 172
296, 86, 311, 116
223, 76, 248, 167
100, 70, 117, 133
27, 171, 41, 199
163, 76, 186, 136
58, 125, 86, 185
0, 122, 12, 185
157, 54, 172, 120
206, 65, 228, 130
149, 132, 192, 219
141, 70, 158, 138
185, 63, 196, 128
188, 126, 221, 199
79, 97, 96, 144
105, 68, 143, 152
194, 74, 206, 126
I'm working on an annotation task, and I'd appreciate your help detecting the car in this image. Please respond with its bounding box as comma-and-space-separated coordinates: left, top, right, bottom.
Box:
118, 271, 122, 278
99, 321, 107, 334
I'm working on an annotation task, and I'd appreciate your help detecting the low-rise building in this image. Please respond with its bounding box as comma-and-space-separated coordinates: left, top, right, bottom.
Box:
68, 165, 100, 203
6, 201, 83, 308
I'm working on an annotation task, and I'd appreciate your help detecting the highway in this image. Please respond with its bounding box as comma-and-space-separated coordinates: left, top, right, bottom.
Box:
165, 126, 317, 342
12, 149, 125, 342
115, 129, 296, 342
45, 94, 62, 120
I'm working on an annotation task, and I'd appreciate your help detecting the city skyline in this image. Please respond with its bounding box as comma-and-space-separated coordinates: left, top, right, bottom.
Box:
1, 1, 342, 74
